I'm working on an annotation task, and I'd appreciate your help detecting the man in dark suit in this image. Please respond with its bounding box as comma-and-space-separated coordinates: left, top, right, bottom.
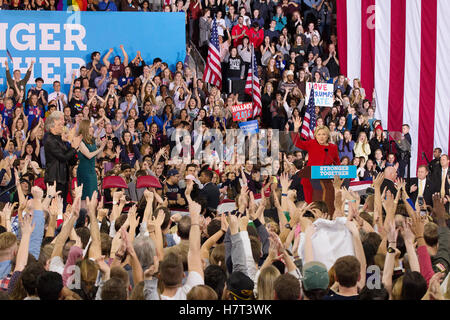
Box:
407, 165, 433, 207
431, 154, 450, 198
380, 166, 398, 197
396, 124, 412, 178
44, 111, 82, 207
428, 148, 442, 174
199, 169, 220, 213
290, 159, 305, 202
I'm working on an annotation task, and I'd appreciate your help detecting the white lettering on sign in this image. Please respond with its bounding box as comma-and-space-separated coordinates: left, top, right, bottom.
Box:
40, 57, 60, 83
11, 23, 36, 51
39, 24, 60, 50
0, 23, 8, 50
0, 22, 87, 51
63, 24, 87, 51
63, 57, 85, 84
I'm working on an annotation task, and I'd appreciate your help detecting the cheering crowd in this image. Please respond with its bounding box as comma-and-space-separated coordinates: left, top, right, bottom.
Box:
0, 0, 449, 301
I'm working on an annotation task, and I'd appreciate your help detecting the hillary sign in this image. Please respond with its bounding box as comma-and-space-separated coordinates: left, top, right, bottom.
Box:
231, 103, 253, 122
311, 165, 357, 179
305, 82, 334, 107
0, 11, 186, 92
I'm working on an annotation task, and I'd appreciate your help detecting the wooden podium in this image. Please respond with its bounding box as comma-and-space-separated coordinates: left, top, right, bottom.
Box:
297, 166, 335, 216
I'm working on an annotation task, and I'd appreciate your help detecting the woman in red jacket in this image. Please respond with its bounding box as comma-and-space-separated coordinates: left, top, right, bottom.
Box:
291, 116, 340, 203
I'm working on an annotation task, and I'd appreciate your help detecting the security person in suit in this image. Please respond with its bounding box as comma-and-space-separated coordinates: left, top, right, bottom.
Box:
432, 154, 449, 198
407, 165, 433, 207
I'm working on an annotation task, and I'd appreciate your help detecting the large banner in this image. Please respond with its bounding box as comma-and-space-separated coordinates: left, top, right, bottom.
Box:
0, 11, 186, 92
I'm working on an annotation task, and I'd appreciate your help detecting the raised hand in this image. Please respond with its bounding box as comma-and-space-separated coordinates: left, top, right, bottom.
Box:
332, 175, 344, 191
20, 212, 36, 236
188, 200, 201, 223
238, 212, 249, 232
144, 189, 154, 203
279, 172, 292, 192
143, 256, 159, 280
229, 214, 239, 235
293, 116, 302, 132
31, 186, 44, 200
432, 193, 446, 223
73, 181, 83, 200
86, 190, 98, 214
373, 172, 384, 190
127, 204, 139, 231
220, 213, 229, 233
112, 190, 124, 204
410, 210, 424, 239
400, 220, 415, 244
1, 203, 16, 223
345, 218, 359, 236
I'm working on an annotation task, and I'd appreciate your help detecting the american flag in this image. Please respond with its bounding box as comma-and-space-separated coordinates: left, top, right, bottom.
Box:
202, 18, 222, 89
6, 49, 13, 62
244, 45, 262, 118
301, 86, 316, 140
337, 0, 450, 176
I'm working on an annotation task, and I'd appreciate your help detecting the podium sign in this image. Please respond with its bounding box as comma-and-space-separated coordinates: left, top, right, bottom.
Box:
311, 166, 357, 179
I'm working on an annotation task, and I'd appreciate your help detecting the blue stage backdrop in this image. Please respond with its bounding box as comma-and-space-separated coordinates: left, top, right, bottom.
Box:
0, 11, 186, 93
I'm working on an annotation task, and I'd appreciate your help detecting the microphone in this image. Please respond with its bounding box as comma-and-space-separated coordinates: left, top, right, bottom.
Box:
323, 147, 337, 165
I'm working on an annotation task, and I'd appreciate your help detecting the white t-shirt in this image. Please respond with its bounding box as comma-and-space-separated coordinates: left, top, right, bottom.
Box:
160, 271, 204, 300
49, 256, 65, 275
213, 18, 226, 36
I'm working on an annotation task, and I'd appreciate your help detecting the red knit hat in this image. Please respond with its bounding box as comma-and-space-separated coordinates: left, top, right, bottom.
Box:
375, 124, 383, 132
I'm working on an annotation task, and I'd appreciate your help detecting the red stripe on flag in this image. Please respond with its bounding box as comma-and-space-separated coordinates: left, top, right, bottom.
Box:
361, 0, 375, 101
418, 0, 438, 165
336, 0, 348, 77
387, 0, 406, 132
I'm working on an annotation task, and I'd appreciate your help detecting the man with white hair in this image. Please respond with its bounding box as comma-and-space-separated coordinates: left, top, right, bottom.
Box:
44, 111, 82, 206
380, 166, 398, 197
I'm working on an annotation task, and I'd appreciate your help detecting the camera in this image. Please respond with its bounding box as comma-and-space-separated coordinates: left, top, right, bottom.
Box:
417, 196, 424, 206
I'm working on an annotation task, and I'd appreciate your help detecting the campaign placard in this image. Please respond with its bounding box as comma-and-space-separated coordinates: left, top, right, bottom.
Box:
305, 82, 334, 107
311, 165, 357, 179
239, 120, 259, 135
231, 103, 253, 122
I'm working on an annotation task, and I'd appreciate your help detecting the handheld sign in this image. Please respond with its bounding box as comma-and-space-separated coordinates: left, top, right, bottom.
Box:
232, 103, 253, 122
305, 82, 334, 107
311, 166, 357, 179
239, 120, 259, 135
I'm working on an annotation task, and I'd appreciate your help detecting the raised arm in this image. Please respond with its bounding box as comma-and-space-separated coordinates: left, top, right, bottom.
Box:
28, 186, 46, 260
86, 191, 102, 259
14, 213, 35, 272
103, 48, 113, 69
201, 214, 227, 260
123, 228, 143, 285
51, 197, 80, 259
346, 203, 367, 290
187, 200, 203, 278
401, 220, 420, 272
148, 207, 165, 262
119, 44, 129, 66
382, 220, 398, 298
